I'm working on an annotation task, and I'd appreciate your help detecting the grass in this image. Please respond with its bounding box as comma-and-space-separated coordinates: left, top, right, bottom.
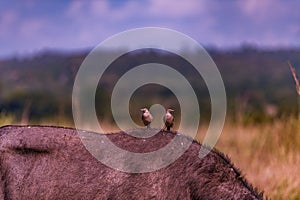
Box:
0, 112, 15, 127
0, 113, 299, 199
210, 118, 300, 200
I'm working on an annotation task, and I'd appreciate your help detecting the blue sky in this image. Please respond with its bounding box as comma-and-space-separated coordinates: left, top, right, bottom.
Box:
0, 0, 299, 58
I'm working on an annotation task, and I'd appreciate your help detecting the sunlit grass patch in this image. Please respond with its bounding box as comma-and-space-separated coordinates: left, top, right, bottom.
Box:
215, 118, 300, 199
0, 112, 15, 127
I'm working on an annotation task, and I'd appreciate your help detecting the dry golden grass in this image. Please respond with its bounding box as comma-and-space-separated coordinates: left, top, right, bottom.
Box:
207, 118, 300, 200
0, 112, 15, 127
1, 113, 299, 199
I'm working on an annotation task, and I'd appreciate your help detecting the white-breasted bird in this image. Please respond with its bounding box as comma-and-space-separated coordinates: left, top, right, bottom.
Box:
141, 108, 153, 128
163, 108, 174, 131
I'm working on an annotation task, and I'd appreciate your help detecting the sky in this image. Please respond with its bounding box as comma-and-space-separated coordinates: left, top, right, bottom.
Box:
0, 0, 300, 58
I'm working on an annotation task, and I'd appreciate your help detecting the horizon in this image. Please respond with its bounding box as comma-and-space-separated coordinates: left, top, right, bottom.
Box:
1, 43, 300, 60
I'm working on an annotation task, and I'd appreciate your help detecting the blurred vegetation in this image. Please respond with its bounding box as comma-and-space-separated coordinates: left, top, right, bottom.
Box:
0, 47, 299, 199
0, 47, 299, 125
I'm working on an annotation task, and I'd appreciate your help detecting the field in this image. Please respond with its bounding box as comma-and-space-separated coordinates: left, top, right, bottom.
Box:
213, 118, 300, 199
1, 48, 299, 199
1, 113, 299, 199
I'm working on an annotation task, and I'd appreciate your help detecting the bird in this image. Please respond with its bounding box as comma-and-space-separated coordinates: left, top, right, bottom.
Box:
140, 108, 153, 128
163, 108, 174, 131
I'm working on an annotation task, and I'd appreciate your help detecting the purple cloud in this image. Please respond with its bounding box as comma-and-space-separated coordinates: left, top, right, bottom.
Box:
0, 0, 299, 58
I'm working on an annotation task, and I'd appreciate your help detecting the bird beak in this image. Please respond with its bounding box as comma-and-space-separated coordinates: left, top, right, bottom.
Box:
169, 109, 174, 112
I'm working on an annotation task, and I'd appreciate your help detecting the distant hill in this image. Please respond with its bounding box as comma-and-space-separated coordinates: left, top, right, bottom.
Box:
0, 47, 299, 124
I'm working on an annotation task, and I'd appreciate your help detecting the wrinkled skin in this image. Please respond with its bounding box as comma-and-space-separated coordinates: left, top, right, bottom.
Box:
0, 126, 264, 200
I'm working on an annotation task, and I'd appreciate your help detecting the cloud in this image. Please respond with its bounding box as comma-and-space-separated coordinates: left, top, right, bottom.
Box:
65, 0, 84, 17
0, 9, 18, 37
19, 18, 45, 38
65, 0, 209, 25
238, 0, 288, 22
66, 0, 138, 22
0, 0, 300, 57
147, 0, 205, 18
